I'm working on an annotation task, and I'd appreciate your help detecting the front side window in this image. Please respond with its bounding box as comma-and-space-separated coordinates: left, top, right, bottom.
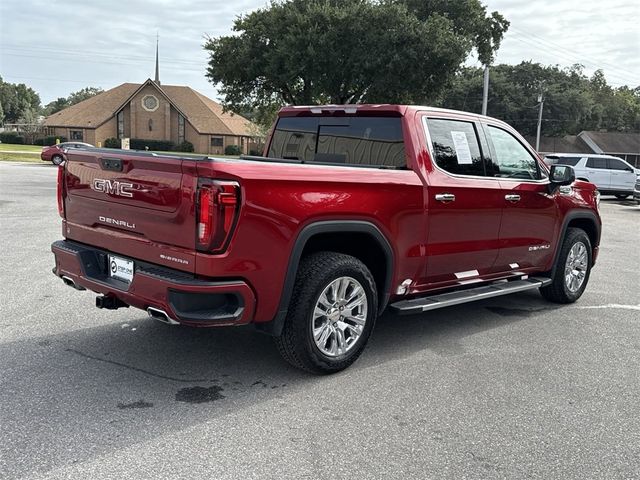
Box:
268, 116, 406, 168
586, 158, 607, 169
608, 158, 630, 170
69, 130, 83, 141
487, 126, 540, 180
425, 118, 485, 176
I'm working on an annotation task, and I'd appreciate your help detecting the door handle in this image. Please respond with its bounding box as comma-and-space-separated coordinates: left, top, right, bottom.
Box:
505, 194, 521, 202
435, 193, 456, 202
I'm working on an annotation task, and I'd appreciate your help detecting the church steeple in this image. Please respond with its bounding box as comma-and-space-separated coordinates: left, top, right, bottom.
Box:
154, 33, 160, 85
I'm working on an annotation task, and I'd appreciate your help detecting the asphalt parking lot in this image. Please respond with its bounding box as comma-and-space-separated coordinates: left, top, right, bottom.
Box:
1, 161, 638, 480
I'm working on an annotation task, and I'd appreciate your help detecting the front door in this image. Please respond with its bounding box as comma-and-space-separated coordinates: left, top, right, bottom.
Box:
483, 124, 557, 272
419, 116, 504, 288
607, 157, 636, 191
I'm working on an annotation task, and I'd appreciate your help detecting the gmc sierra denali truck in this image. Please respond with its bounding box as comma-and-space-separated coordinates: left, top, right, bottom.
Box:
52, 104, 601, 374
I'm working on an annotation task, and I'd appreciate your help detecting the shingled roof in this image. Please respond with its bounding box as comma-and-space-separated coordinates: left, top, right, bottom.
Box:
43, 83, 139, 129
43, 80, 254, 136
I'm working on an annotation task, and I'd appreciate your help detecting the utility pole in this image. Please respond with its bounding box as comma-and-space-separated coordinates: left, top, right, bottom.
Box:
481, 65, 489, 116
535, 94, 544, 152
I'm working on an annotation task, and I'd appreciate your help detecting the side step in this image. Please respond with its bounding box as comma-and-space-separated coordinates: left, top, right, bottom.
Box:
390, 277, 552, 315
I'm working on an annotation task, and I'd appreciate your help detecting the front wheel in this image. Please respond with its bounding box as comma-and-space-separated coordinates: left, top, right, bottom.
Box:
52, 154, 64, 165
274, 252, 378, 374
540, 228, 592, 303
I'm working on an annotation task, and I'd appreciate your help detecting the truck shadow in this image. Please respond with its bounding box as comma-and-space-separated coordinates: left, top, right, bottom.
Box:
0, 289, 556, 478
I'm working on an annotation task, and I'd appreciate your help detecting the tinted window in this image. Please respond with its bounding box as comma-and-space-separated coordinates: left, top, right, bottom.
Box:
586, 158, 607, 169
268, 116, 406, 167
608, 158, 629, 170
487, 126, 540, 180
546, 156, 581, 166
425, 119, 485, 176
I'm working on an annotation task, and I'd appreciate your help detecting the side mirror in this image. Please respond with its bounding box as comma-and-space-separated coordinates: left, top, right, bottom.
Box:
550, 164, 575, 187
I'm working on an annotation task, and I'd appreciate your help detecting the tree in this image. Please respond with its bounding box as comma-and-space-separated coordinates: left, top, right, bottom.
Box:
439, 62, 640, 136
43, 87, 104, 115
205, 0, 509, 128
0, 76, 41, 124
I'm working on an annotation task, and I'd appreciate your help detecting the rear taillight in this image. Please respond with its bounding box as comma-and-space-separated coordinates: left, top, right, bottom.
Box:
57, 164, 65, 218
196, 180, 240, 252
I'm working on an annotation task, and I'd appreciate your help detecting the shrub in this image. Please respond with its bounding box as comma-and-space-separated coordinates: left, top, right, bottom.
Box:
174, 141, 194, 153
224, 144, 241, 156
0, 131, 25, 144
130, 138, 175, 151
104, 137, 120, 148
249, 149, 263, 156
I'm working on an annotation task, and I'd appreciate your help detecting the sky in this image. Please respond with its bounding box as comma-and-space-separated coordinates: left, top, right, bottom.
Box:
1, 0, 638, 105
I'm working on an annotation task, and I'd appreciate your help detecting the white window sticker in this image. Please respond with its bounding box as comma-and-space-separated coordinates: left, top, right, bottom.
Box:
451, 131, 473, 164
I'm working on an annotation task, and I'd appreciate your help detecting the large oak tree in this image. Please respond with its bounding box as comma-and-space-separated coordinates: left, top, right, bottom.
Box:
205, 0, 508, 126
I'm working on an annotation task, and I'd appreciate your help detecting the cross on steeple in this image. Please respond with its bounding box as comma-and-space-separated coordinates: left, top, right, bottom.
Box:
154, 33, 160, 85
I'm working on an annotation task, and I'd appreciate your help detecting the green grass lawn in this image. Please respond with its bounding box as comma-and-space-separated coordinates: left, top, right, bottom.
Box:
0, 144, 42, 162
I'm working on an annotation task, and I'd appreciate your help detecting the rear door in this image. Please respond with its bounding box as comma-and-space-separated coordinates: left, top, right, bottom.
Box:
419, 116, 503, 287
584, 157, 611, 189
608, 158, 636, 191
483, 124, 557, 272
63, 148, 197, 271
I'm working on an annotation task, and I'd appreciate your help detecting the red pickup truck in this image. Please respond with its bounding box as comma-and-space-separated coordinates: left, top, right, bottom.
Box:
52, 105, 601, 373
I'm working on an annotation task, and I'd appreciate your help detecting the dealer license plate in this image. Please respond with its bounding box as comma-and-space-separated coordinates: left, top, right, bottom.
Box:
108, 255, 134, 283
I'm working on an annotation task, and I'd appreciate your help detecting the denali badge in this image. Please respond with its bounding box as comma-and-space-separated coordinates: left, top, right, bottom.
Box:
92, 178, 134, 198
98, 215, 136, 229
529, 244, 551, 252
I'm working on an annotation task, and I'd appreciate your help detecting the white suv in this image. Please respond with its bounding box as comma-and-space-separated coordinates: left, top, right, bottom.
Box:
544, 153, 638, 199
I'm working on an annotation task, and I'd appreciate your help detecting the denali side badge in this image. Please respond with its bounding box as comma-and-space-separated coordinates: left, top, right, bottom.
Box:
92, 178, 134, 198
529, 244, 551, 251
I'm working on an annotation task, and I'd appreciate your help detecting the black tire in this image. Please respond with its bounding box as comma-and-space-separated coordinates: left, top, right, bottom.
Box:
274, 251, 378, 374
540, 228, 592, 303
615, 194, 629, 200
52, 154, 64, 166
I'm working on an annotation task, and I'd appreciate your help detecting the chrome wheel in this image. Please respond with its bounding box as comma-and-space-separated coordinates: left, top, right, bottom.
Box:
311, 276, 368, 357
564, 241, 588, 293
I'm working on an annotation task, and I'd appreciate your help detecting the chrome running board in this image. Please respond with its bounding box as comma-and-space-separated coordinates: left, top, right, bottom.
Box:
390, 277, 552, 315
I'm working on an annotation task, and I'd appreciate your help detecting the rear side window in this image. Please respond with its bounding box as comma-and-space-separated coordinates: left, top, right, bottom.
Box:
267, 116, 406, 167
425, 118, 485, 176
486, 126, 541, 180
586, 158, 607, 169
547, 156, 581, 166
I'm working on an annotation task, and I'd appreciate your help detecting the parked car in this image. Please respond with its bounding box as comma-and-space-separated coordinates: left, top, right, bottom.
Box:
544, 153, 636, 199
51, 105, 601, 374
41, 142, 94, 165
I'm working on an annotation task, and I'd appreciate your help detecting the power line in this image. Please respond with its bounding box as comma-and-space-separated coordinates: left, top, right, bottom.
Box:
509, 26, 638, 78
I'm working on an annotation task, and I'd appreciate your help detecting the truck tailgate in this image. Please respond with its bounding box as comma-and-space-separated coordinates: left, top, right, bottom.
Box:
62, 149, 198, 272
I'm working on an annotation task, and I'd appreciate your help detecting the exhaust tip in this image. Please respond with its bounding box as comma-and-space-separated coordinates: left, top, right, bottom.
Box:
61, 275, 85, 291
147, 307, 179, 325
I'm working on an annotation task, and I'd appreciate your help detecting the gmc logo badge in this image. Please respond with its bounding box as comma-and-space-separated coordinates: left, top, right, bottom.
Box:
92, 179, 134, 198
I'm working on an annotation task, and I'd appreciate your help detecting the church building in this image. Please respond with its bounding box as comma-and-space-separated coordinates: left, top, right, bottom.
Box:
42, 43, 256, 155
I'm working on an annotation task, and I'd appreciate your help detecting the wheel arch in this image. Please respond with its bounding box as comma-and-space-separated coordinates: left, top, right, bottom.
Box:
551, 210, 601, 277
257, 220, 394, 336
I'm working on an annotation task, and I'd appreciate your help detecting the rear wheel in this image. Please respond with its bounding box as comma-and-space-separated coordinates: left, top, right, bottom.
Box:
540, 228, 592, 303
52, 154, 64, 165
274, 252, 377, 374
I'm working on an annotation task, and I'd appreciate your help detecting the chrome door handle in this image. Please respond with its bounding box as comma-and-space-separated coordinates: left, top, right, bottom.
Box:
435, 193, 456, 202
505, 194, 521, 202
